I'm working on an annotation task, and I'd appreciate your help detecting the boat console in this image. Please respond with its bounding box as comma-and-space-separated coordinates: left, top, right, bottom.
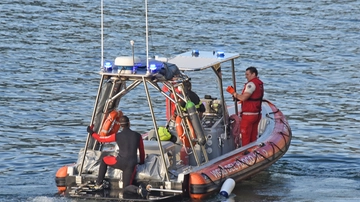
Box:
201, 95, 223, 128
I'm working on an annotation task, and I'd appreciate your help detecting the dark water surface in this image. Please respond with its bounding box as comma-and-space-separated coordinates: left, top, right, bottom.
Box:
1, 0, 359, 201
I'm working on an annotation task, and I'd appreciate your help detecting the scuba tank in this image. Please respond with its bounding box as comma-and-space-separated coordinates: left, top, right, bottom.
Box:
185, 101, 207, 146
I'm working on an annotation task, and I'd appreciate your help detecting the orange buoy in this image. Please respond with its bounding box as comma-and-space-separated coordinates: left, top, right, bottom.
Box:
100, 110, 123, 136
175, 115, 196, 147
55, 166, 68, 193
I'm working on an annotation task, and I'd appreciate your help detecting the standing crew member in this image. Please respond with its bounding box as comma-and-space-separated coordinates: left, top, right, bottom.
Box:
87, 116, 148, 198
232, 67, 264, 146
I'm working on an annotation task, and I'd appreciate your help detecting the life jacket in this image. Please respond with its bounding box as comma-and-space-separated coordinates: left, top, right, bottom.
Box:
180, 101, 203, 112
180, 90, 204, 112
241, 77, 264, 113
158, 126, 172, 141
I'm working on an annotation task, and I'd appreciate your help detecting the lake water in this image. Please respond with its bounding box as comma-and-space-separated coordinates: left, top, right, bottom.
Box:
0, 0, 359, 201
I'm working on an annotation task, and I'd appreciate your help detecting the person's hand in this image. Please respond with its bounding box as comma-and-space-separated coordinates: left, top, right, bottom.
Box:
232, 93, 240, 102
87, 125, 94, 135
226, 86, 235, 94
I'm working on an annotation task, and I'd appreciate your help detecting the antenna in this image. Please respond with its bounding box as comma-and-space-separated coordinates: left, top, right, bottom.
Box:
145, 0, 150, 74
130, 40, 135, 72
100, 0, 104, 70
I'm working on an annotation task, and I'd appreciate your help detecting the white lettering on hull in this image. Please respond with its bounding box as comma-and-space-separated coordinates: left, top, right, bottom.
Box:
207, 149, 269, 179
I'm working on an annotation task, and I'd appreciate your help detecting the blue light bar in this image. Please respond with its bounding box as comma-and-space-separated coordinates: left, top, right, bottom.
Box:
104, 60, 113, 72
216, 51, 225, 58
192, 49, 199, 57
150, 64, 157, 71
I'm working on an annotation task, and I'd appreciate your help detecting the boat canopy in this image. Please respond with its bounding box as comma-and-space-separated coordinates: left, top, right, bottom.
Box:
99, 50, 240, 81
168, 51, 240, 71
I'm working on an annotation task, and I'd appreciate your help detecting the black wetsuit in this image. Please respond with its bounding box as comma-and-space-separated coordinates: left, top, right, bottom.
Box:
181, 90, 205, 113
93, 127, 145, 187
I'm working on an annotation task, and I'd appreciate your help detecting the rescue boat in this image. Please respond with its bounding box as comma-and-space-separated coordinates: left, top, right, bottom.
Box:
54, 1, 292, 201
54, 50, 291, 201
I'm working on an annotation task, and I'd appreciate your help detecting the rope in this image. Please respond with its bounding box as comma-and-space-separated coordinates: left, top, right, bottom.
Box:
254, 150, 272, 162
229, 114, 241, 146
235, 158, 251, 167
279, 118, 291, 133
200, 165, 225, 188
269, 142, 285, 155
201, 172, 216, 185
268, 109, 279, 115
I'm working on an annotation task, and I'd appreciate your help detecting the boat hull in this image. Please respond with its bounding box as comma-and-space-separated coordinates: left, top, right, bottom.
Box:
55, 100, 291, 201
188, 100, 292, 199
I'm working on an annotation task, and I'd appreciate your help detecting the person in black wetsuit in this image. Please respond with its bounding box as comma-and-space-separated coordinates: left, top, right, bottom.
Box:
87, 115, 148, 198
180, 81, 205, 118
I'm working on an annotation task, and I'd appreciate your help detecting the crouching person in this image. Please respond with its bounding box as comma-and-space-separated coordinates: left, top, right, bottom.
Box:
87, 115, 148, 198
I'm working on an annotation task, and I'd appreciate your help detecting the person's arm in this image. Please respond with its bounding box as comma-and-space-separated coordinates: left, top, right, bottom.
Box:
138, 138, 145, 164
92, 133, 116, 143
233, 82, 255, 101
233, 91, 251, 102
87, 125, 116, 143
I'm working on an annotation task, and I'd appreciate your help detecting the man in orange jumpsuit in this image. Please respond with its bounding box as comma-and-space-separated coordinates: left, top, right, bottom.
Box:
232, 67, 264, 146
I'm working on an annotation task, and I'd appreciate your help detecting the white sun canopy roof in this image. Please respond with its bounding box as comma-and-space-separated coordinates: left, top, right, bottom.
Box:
168, 51, 240, 71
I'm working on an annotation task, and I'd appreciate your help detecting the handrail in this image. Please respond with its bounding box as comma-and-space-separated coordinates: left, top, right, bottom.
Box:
143, 77, 170, 181
79, 75, 105, 175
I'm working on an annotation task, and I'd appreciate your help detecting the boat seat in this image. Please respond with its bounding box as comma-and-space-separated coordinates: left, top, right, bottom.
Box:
258, 117, 270, 137
141, 140, 176, 167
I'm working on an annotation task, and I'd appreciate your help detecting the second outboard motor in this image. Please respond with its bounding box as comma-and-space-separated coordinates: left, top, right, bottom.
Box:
186, 101, 207, 145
